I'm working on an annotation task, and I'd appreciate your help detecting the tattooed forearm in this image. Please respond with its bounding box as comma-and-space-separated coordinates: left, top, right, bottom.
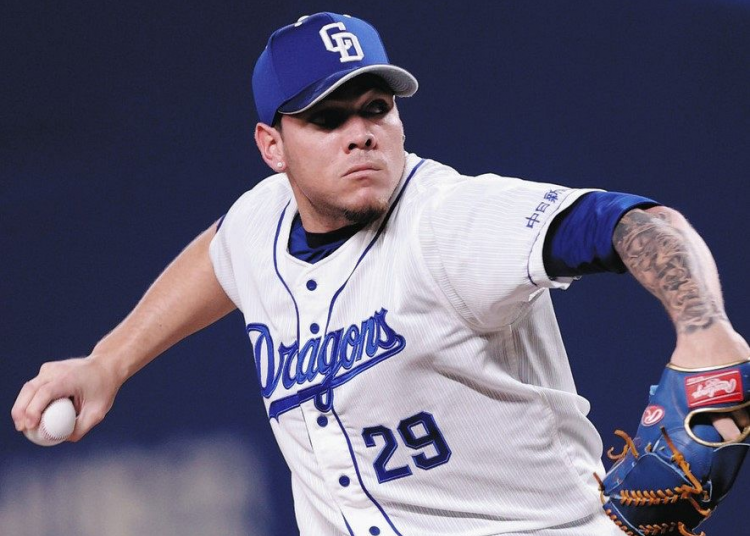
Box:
613, 208, 728, 334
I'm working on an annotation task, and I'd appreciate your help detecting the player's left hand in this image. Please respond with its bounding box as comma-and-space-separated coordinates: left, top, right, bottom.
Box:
597, 360, 750, 536
711, 409, 750, 442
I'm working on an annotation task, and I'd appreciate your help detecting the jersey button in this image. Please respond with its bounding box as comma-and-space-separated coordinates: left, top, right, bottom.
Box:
306, 279, 317, 291
338, 475, 350, 487
316, 416, 328, 427
310, 323, 320, 334
369, 527, 380, 535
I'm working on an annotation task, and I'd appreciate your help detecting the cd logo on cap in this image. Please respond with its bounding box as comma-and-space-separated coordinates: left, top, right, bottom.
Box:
320, 22, 364, 63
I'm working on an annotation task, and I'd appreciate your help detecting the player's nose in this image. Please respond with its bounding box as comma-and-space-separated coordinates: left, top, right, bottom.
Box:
345, 117, 376, 152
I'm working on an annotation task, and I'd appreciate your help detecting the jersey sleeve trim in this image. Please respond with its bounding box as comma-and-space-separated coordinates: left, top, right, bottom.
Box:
526, 188, 599, 289
542, 191, 660, 277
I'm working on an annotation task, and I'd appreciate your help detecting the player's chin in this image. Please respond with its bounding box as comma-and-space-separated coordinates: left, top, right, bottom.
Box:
341, 199, 389, 226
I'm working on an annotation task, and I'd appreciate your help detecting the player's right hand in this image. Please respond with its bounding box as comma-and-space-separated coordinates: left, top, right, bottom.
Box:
11, 356, 121, 442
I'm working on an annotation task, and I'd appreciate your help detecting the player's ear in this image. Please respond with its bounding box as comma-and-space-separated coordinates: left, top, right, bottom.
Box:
255, 122, 284, 172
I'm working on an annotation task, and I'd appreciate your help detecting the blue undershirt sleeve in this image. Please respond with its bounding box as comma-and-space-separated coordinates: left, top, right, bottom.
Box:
543, 191, 660, 277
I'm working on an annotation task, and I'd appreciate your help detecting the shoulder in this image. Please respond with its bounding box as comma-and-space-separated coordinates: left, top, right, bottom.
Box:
407, 154, 569, 197
403, 155, 465, 195
232, 173, 292, 209
222, 173, 292, 226
210, 173, 292, 272
406, 155, 577, 215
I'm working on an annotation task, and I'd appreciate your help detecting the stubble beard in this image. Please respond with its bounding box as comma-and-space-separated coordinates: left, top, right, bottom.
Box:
339, 189, 394, 226
341, 203, 388, 227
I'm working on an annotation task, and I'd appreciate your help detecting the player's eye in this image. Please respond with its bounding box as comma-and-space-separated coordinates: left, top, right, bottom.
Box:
362, 98, 390, 117
308, 109, 348, 130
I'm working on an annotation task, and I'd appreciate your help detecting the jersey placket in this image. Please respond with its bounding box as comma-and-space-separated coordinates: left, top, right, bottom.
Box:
295, 269, 399, 536
301, 401, 398, 535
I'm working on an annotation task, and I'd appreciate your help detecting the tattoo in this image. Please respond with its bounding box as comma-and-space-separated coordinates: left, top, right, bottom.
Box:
613, 209, 727, 334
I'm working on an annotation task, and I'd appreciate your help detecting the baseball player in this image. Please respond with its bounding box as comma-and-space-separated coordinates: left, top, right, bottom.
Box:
12, 12, 750, 536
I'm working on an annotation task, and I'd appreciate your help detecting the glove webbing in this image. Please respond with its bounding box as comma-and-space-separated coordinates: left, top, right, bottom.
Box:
602, 509, 694, 536
598, 428, 713, 536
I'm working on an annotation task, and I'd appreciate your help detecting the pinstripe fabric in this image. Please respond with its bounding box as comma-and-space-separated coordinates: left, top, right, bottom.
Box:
209, 154, 620, 535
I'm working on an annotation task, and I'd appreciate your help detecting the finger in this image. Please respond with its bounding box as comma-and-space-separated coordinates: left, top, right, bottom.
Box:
11, 377, 47, 431
733, 409, 750, 430
68, 402, 108, 442
711, 414, 742, 441
23, 379, 78, 432
12, 361, 64, 431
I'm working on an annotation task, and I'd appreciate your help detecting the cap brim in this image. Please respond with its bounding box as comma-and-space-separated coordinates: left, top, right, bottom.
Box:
278, 65, 418, 116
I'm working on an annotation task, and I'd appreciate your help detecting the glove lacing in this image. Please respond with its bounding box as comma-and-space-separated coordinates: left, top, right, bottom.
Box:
595, 427, 713, 536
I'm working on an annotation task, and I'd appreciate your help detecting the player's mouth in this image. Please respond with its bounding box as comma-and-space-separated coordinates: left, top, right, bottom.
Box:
343, 163, 382, 180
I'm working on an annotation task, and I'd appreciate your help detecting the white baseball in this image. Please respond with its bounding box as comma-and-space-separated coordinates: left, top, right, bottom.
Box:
23, 398, 77, 447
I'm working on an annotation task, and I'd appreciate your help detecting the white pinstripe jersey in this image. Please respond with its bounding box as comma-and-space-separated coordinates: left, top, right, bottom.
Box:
210, 153, 621, 535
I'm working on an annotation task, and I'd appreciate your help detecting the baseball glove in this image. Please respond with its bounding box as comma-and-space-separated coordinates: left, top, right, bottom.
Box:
596, 360, 750, 536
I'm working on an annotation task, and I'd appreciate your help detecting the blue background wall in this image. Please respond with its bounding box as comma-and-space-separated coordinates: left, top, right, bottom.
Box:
2, 1, 748, 534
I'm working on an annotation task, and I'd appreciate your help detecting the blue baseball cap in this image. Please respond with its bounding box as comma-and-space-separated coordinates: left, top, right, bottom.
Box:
252, 12, 419, 125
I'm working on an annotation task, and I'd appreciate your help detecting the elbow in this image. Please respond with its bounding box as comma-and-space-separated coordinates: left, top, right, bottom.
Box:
641, 205, 692, 232
617, 204, 690, 231
612, 204, 691, 263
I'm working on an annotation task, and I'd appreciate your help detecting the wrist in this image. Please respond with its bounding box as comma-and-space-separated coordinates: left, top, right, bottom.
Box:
670, 324, 750, 369
89, 336, 146, 386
